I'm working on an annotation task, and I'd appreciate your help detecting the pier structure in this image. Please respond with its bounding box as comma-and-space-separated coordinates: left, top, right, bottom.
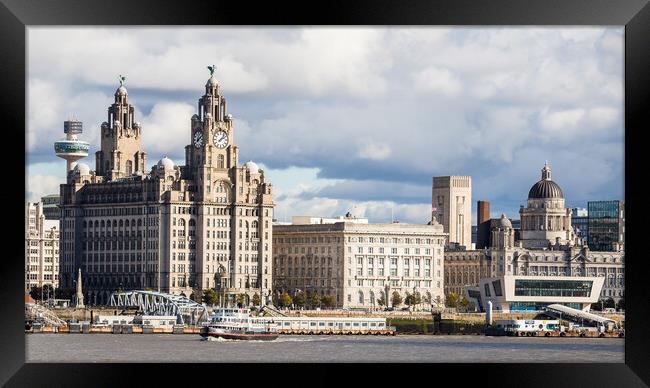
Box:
109, 290, 208, 325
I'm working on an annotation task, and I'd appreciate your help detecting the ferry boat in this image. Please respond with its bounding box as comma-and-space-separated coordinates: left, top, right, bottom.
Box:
200, 307, 279, 341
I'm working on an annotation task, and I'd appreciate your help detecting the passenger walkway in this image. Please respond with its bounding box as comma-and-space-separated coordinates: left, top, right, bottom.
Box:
544, 304, 619, 328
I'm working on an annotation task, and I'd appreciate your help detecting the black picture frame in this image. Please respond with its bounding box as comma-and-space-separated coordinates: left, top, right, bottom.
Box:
2, 0, 649, 386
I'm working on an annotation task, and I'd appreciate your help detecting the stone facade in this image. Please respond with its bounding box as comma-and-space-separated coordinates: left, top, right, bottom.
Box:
519, 163, 575, 249
443, 164, 624, 304
432, 176, 472, 248
59, 71, 274, 306
41, 194, 61, 220
444, 249, 491, 295
273, 220, 447, 309
25, 202, 60, 292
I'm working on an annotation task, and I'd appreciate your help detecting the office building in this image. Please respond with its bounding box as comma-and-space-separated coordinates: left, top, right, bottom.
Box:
588, 201, 624, 252
468, 275, 605, 312
273, 219, 447, 309
571, 207, 589, 242
445, 163, 625, 306
25, 202, 60, 292
432, 176, 472, 248
444, 248, 491, 296
58, 69, 274, 306
41, 194, 61, 220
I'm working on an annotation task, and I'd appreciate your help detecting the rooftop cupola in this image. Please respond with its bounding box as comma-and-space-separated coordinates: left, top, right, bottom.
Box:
198, 64, 227, 122
115, 75, 128, 104
541, 161, 552, 180
205, 64, 220, 95
528, 162, 564, 199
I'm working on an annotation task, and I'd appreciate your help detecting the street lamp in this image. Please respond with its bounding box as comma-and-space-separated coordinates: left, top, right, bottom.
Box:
413, 285, 417, 312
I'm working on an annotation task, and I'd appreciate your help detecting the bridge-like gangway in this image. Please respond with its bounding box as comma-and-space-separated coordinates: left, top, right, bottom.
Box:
543, 304, 619, 329
109, 290, 208, 325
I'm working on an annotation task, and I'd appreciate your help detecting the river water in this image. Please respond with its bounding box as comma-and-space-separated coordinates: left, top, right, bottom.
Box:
26, 334, 623, 363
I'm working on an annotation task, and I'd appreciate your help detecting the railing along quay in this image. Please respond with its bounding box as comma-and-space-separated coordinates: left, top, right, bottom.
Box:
27, 324, 396, 335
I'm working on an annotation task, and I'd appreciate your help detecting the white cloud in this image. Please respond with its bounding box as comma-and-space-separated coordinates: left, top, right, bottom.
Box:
560, 28, 604, 44
26, 174, 61, 202
540, 108, 586, 132
358, 143, 392, 161
139, 102, 196, 160
26, 27, 624, 218
413, 66, 462, 96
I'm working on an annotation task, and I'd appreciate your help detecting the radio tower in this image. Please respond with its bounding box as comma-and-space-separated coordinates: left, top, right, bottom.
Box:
54, 117, 89, 174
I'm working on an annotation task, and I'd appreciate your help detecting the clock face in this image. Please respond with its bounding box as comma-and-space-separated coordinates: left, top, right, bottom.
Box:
193, 131, 204, 148
213, 130, 228, 148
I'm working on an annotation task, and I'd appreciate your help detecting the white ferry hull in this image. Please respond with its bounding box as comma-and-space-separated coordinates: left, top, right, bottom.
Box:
200, 326, 278, 341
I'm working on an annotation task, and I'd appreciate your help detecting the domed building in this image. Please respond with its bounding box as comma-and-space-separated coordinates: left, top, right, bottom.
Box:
444, 163, 625, 312
59, 69, 274, 306
490, 213, 515, 249
518, 163, 575, 249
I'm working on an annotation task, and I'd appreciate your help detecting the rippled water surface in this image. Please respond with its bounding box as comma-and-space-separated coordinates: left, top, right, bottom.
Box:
26, 334, 624, 363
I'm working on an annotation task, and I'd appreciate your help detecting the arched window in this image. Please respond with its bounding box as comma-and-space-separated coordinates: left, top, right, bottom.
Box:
126, 160, 133, 175
125, 219, 130, 227
358, 290, 364, 304
217, 155, 224, 169
189, 219, 196, 227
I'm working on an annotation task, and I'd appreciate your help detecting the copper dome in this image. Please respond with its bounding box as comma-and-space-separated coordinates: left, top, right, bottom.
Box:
528, 162, 564, 199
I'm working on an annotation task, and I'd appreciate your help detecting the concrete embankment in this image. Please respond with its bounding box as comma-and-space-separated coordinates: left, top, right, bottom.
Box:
387, 318, 486, 335
28, 324, 202, 335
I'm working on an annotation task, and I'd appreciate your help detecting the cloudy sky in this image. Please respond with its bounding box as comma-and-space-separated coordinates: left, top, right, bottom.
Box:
26, 27, 624, 224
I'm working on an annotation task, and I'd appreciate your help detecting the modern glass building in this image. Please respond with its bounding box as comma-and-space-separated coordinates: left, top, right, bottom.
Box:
40, 194, 61, 220
587, 201, 624, 251
469, 275, 605, 312
571, 208, 589, 241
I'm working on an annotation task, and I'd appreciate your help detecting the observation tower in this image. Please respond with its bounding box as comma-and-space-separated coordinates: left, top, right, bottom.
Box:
54, 119, 90, 173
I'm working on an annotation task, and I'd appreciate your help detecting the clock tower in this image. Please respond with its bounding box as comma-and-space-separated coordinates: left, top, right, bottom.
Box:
184, 66, 274, 306
185, 66, 239, 201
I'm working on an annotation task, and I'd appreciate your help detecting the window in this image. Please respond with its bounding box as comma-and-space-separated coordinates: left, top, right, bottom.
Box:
514, 279, 592, 297
492, 280, 503, 296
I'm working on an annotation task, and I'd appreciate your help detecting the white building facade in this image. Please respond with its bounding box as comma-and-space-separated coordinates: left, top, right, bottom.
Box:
58, 70, 274, 306
470, 275, 605, 312
273, 220, 447, 309
25, 202, 60, 292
